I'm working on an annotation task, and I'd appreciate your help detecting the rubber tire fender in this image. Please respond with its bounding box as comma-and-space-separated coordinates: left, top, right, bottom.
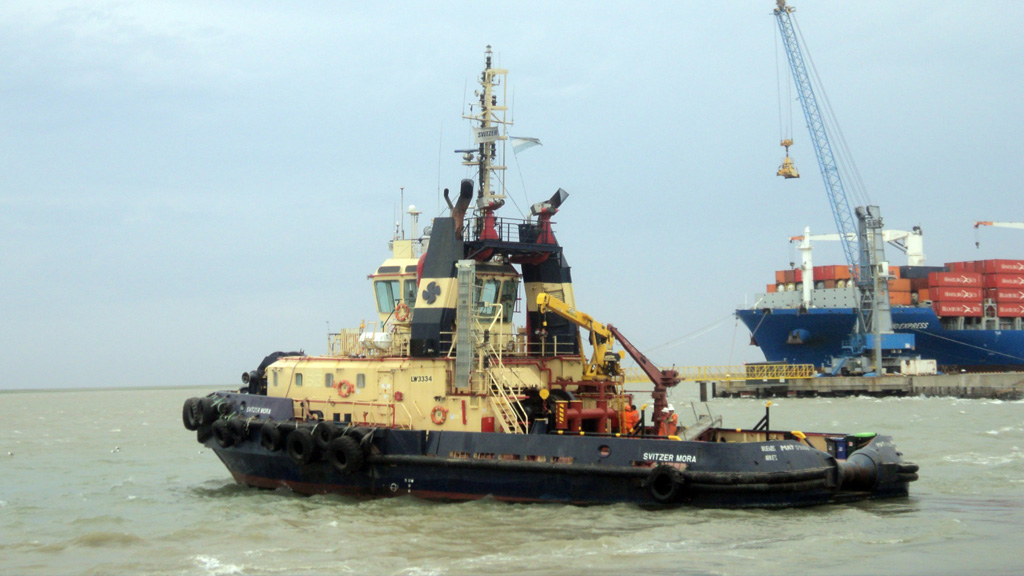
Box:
228, 418, 250, 443
326, 436, 365, 475
196, 397, 218, 427
182, 398, 200, 431
196, 424, 213, 443
260, 421, 284, 452
313, 422, 337, 450
212, 419, 235, 448
648, 465, 685, 504
286, 427, 318, 465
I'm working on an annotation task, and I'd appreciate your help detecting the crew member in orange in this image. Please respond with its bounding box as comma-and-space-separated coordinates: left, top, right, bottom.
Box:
658, 404, 679, 437
622, 404, 640, 435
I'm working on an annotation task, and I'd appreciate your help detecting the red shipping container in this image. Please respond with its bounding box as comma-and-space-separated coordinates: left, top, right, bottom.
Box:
983, 274, 1024, 289
917, 288, 931, 302
985, 288, 1024, 302
766, 283, 777, 293
997, 303, 1024, 317
932, 302, 982, 317
775, 270, 786, 284
980, 259, 1024, 274
946, 261, 968, 273
834, 265, 852, 280
814, 265, 835, 281
929, 271, 983, 287
930, 287, 983, 301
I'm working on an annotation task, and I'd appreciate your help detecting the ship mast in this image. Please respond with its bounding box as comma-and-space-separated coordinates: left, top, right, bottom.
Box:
462, 46, 510, 224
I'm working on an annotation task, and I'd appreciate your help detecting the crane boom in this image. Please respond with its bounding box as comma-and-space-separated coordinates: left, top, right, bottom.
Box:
773, 1, 913, 375
535, 292, 680, 430
536, 292, 617, 380
975, 221, 1024, 230
773, 0, 859, 281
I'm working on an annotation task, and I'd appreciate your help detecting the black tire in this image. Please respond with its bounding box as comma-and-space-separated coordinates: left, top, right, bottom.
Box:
286, 427, 317, 465
215, 398, 233, 416
344, 426, 369, 444
261, 422, 284, 452
648, 465, 684, 504
196, 424, 213, 443
228, 418, 250, 443
326, 436, 365, 475
196, 397, 217, 427
313, 422, 337, 450
212, 419, 235, 448
182, 398, 200, 431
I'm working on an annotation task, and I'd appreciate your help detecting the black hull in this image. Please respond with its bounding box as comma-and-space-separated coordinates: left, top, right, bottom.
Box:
198, 420, 913, 509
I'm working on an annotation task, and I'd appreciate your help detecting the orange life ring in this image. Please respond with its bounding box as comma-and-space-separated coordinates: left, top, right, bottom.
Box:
334, 379, 355, 398
431, 405, 448, 425
394, 302, 410, 322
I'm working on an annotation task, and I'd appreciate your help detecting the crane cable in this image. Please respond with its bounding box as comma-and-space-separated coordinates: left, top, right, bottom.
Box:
775, 20, 794, 147
791, 17, 871, 209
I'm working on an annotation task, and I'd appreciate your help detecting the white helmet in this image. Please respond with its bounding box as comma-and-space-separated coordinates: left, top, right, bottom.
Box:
666, 404, 674, 412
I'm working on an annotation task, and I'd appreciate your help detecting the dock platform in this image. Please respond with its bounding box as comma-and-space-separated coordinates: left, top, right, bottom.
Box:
709, 372, 1024, 400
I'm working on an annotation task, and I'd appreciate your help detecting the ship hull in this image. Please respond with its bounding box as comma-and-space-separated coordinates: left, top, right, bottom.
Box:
194, 393, 914, 509
737, 306, 1024, 371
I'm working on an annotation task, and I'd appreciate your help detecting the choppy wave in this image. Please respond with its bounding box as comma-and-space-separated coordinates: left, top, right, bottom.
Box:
2, 386, 1024, 575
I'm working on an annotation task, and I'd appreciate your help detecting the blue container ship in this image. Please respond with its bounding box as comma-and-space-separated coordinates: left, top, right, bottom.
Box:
737, 261, 1024, 373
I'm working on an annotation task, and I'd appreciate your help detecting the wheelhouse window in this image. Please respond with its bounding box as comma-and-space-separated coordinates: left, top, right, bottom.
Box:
374, 279, 401, 313
403, 279, 417, 310
324, 373, 334, 388
475, 278, 518, 322
500, 279, 518, 322
295, 373, 303, 387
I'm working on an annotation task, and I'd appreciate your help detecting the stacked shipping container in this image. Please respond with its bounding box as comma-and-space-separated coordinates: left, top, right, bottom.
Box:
763, 259, 1024, 317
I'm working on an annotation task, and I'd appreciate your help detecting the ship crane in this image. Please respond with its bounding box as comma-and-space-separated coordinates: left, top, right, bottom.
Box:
790, 226, 925, 310
536, 293, 680, 430
974, 221, 1024, 248
773, 0, 913, 375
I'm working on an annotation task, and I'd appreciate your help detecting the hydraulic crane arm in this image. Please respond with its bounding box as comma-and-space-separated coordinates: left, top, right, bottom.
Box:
536, 292, 680, 430
536, 293, 617, 379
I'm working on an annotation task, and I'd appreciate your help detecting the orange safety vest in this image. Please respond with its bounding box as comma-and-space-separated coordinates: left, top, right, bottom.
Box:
623, 409, 640, 433
658, 412, 678, 436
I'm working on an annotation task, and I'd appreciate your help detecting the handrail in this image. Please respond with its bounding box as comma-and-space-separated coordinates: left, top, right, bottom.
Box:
622, 364, 816, 383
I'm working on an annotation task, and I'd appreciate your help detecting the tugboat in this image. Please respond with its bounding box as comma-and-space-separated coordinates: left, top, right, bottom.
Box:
181, 47, 918, 508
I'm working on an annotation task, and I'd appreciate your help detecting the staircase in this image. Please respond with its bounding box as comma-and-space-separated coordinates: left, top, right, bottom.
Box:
487, 374, 528, 434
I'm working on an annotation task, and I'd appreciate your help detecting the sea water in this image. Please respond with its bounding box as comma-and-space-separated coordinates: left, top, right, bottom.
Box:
2, 386, 1022, 576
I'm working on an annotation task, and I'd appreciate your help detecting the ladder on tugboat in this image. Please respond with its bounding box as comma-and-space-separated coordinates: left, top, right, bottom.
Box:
487, 376, 528, 434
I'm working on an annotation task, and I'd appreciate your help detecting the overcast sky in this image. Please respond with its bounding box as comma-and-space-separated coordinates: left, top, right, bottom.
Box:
2, 1, 1022, 390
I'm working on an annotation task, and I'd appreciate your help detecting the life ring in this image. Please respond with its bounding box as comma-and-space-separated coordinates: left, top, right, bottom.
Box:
394, 302, 410, 322
334, 379, 355, 398
431, 405, 448, 425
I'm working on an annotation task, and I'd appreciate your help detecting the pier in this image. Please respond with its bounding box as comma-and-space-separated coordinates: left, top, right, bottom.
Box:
708, 372, 1024, 400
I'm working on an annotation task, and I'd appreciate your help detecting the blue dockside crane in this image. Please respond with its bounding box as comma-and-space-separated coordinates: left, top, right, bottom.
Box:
772, 0, 915, 375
